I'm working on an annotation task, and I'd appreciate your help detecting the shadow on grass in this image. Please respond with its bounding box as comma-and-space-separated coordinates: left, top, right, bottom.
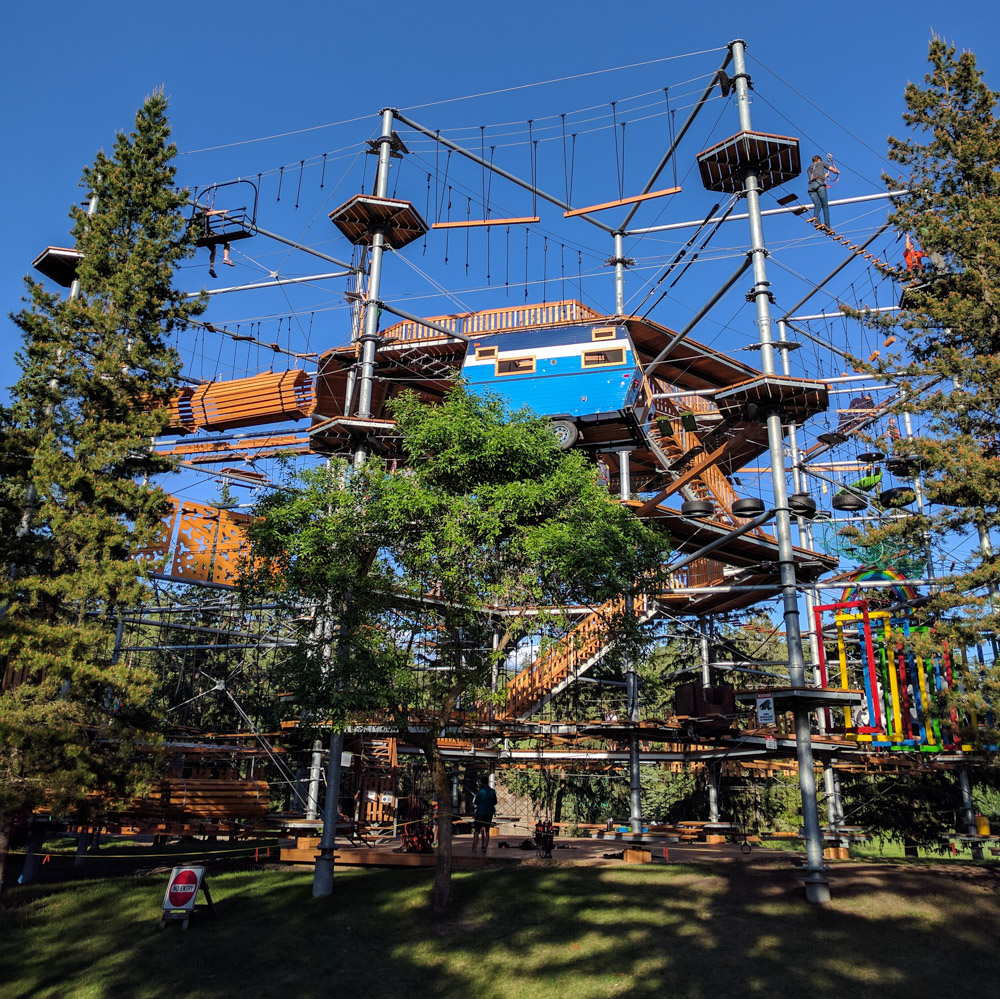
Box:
2, 859, 998, 999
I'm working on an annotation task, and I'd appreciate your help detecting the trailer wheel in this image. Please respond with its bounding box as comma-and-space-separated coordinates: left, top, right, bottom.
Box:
550, 420, 579, 449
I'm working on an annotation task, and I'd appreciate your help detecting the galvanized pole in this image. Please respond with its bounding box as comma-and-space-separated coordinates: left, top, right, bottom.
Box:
958, 769, 984, 860
306, 739, 323, 820
701, 634, 720, 823
620, 456, 642, 834
354, 109, 396, 450
730, 39, 829, 902
315, 109, 397, 898
613, 232, 626, 316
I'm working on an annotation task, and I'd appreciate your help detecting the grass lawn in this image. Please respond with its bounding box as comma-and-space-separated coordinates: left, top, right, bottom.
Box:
1, 860, 998, 999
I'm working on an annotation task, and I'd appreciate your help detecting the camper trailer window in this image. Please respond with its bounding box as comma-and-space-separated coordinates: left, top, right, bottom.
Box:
591, 326, 617, 341
475, 346, 498, 361
581, 347, 626, 368
496, 356, 536, 375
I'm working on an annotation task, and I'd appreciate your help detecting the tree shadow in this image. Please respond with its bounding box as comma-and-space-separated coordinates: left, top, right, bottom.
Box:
2, 859, 998, 999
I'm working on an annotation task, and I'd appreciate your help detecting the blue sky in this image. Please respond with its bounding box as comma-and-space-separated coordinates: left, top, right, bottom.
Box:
2, 0, 996, 534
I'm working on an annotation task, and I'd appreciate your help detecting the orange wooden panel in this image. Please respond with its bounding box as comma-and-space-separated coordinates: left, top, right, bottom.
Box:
563, 186, 681, 218
431, 216, 540, 229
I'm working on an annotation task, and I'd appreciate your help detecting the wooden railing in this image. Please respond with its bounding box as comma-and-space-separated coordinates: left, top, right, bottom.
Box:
501, 593, 650, 720
382, 299, 602, 344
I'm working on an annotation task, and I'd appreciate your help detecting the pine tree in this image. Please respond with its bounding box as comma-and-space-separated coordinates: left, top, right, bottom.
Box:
855, 38, 1000, 742
0, 92, 203, 893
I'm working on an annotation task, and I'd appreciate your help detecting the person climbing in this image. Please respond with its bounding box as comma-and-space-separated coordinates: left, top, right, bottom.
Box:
471, 776, 498, 854
807, 154, 839, 230
903, 234, 927, 275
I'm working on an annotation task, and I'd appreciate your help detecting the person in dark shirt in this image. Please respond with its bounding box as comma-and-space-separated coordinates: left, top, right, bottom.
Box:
471, 776, 498, 854
807, 154, 839, 230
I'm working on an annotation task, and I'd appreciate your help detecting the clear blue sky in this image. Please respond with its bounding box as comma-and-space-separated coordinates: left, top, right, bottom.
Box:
2, 0, 996, 523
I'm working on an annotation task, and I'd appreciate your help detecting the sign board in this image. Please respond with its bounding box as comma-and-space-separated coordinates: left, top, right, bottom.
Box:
756, 692, 776, 726
159, 865, 216, 930
163, 866, 204, 912
765, 736, 778, 750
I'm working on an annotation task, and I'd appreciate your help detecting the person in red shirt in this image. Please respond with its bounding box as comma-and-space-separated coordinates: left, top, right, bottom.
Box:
903, 234, 927, 274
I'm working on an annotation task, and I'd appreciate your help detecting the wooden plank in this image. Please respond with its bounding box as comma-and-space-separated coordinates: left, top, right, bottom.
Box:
563, 187, 681, 218
431, 216, 540, 229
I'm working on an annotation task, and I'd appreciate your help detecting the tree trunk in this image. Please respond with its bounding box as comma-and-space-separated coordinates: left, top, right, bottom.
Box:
0, 812, 13, 900
428, 745, 453, 914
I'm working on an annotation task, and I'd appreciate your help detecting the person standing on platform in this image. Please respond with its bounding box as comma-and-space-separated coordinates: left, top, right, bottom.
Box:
471, 776, 498, 854
807, 154, 839, 230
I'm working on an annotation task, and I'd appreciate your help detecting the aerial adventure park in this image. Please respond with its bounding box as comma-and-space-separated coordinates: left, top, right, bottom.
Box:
5, 35, 998, 912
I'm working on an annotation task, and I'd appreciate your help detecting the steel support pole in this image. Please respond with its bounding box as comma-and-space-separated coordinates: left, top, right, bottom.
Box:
619, 454, 642, 834
306, 739, 323, 820
313, 731, 344, 896
778, 321, 825, 718
702, 634, 720, 823
614, 232, 626, 316
730, 39, 829, 902
958, 768, 984, 860
354, 109, 396, 450
315, 110, 397, 899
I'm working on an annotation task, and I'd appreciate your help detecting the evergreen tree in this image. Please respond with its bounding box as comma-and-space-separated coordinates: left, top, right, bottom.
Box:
0, 92, 202, 892
247, 385, 671, 913
858, 38, 1000, 740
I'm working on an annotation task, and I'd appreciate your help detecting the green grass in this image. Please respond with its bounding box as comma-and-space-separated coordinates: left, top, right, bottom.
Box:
2, 861, 998, 999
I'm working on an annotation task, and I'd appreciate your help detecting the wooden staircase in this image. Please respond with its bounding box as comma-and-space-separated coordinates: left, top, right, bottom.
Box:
356, 737, 398, 843
648, 384, 765, 534
501, 594, 659, 721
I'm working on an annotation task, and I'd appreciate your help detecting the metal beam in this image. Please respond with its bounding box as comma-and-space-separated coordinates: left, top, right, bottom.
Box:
186, 270, 351, 297
629, 191, 909, 235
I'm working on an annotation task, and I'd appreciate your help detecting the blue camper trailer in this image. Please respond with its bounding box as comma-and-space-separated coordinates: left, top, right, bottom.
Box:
461, 322, 653, 448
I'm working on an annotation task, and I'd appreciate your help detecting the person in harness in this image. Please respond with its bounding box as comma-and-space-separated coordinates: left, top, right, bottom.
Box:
471, 776, 498, 855
807, 154, 839, 230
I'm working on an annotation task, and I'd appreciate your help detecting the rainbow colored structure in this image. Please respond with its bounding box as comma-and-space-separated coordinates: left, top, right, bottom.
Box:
814, 596, 990, 752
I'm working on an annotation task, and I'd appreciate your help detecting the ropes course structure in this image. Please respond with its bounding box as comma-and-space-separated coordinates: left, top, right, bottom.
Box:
20, 37, 997, 893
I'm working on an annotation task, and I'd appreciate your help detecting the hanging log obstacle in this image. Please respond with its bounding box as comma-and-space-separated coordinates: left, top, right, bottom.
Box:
167, 370, 316, 433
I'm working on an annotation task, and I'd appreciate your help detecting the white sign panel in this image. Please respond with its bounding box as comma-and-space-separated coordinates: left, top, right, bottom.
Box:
162, 865, 205, 912
756, 692, 776, 726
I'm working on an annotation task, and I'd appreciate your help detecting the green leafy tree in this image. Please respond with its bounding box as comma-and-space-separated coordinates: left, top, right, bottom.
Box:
854, 38, 1000, 739
247, 385, 671, 912
0, 93, 202, 893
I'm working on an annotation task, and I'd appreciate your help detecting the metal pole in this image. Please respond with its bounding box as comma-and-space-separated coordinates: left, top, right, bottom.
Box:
315, 110, 397, 898
629, 191, 908, 235
701, 634, 720, 824
251, 223, 359, 272
958, 768, 984, 860
185, 270, 351, 297
619, 454, 642, 834
778, 321, 825, 724
354, 109, 396, 451
730, 39, 829, 903
306, 739, 323, 820
613, 232, 626, 316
